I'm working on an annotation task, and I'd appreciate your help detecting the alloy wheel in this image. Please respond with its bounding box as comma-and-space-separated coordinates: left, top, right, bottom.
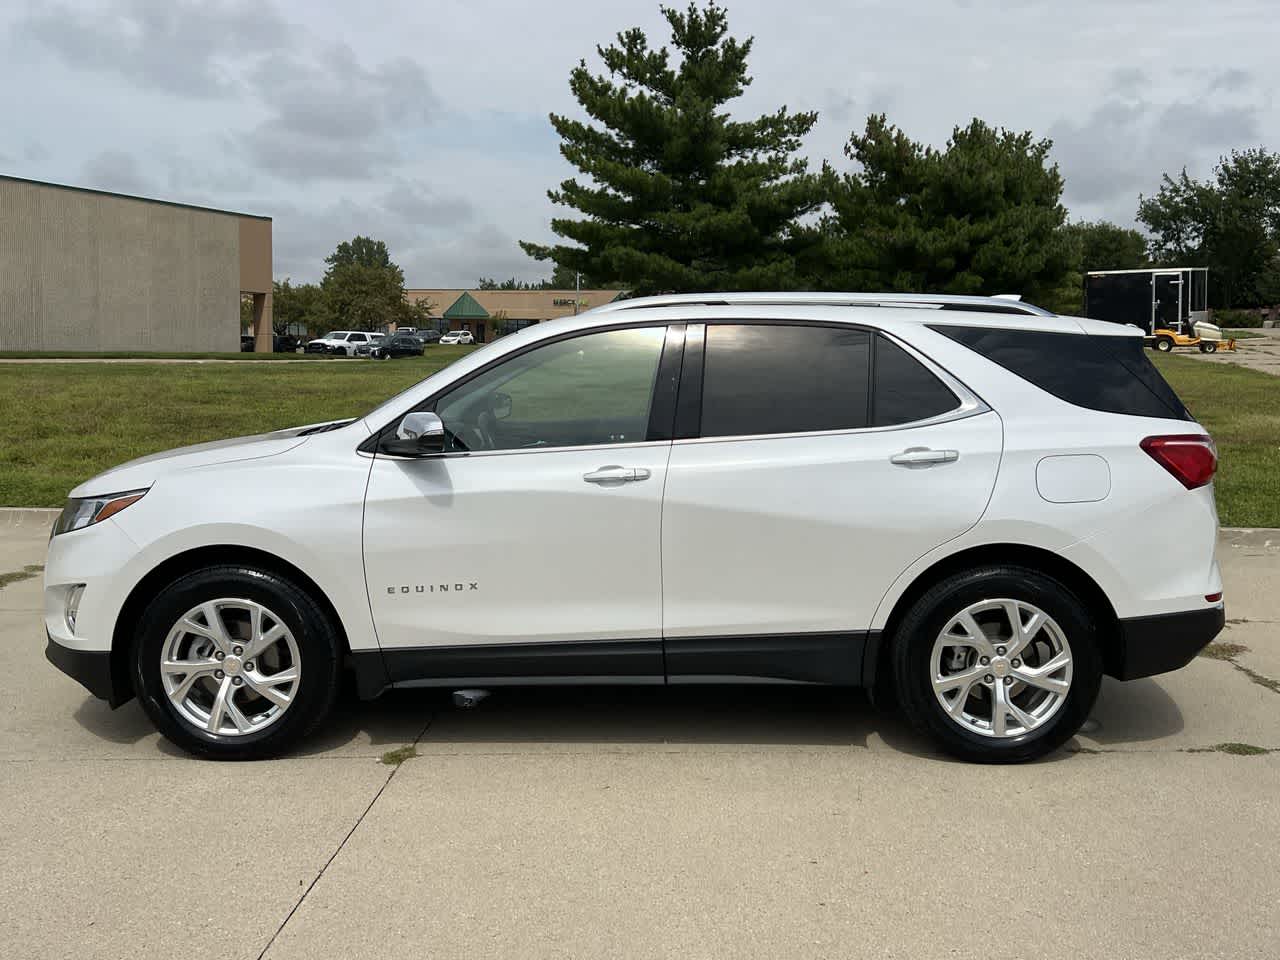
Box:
929, 598, 1073, 739
160, 599, 302, 737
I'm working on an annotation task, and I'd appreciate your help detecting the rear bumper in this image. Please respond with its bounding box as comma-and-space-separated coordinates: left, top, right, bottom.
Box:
45, 631, 127, 707
1109, 606, 1225, 681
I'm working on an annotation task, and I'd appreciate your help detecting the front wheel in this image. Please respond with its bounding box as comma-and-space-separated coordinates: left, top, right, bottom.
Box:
891, 565, 1102, 763
132, 565, 342, 760
1200, 341, 1217, 353
1155, 336, 1174, 352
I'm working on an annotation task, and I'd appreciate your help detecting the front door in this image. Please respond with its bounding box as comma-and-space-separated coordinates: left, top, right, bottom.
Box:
660, 322, 1002, 683
363, 324, 678, 684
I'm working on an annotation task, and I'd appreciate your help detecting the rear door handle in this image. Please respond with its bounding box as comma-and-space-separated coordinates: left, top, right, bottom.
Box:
890, 447, 959, 467
583, 465, 652, 484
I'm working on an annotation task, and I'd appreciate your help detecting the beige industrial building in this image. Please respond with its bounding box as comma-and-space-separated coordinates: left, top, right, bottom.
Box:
405, 288, 624, 343
0, 175, 272, 352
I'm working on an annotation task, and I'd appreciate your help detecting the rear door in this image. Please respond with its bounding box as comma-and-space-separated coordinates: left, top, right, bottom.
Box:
660, 321, 1002, 683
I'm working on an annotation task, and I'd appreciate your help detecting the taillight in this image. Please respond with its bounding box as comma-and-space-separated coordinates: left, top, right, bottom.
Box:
1140, 434, 1217, 490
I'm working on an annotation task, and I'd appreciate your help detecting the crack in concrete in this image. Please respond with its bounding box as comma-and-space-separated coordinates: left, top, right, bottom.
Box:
256, 713, 435, 960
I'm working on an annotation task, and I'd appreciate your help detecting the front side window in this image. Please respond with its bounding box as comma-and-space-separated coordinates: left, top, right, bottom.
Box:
434, 326, 667, 452
700, 324, 872, 438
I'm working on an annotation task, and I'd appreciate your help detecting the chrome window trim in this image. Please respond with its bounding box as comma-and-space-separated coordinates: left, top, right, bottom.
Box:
670, 404, 991, 447
368, 438, 673, 463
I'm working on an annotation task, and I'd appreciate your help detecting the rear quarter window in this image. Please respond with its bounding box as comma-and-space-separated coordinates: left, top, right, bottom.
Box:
928, 325, 1192, 421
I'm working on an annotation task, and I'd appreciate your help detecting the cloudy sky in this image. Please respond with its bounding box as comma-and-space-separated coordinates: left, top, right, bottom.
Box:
1, 0, 1273, 285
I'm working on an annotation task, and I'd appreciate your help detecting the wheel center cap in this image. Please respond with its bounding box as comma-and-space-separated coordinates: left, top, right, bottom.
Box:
223, 655, 243, 676
991, 657, 1011, 679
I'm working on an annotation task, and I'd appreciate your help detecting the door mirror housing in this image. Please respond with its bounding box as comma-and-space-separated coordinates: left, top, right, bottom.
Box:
490, 392, 512, 421
380, 411, 446, 457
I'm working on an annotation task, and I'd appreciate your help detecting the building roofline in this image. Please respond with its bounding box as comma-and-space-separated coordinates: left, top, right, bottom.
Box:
0, 173, 271, 221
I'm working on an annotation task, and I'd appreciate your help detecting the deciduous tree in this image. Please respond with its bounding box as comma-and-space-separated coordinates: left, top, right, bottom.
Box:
1138, 149, 1280, 307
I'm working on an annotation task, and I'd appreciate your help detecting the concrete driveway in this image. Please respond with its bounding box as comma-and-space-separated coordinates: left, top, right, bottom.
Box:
1186, 326, 1280, 376
2, 509, 1277, 959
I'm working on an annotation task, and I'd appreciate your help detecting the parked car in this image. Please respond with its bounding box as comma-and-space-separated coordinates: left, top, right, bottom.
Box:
305, 331, 374, 356
354, 334, 386, 357
370, 333, 426, 359
439, 330, 474, 345
241, 335, 303, 353
44, 292, 1223, 762
417, 329, 442, 344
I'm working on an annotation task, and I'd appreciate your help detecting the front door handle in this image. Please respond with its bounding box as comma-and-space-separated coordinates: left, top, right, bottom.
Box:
890, 447, 959, 467
583, 465, 652, 484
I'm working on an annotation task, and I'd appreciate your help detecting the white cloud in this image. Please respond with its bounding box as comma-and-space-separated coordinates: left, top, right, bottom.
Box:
3, 0, 1278, 284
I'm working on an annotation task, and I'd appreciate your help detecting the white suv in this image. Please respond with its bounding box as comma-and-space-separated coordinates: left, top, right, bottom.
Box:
44, 293, 1223, 762
439, 330, 474, 345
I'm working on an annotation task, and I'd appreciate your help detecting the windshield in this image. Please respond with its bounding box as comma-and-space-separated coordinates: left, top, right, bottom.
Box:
321, 331, 345, 340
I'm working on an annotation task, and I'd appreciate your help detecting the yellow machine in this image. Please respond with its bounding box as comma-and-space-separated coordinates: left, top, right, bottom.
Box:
1149, 322, 1236, 354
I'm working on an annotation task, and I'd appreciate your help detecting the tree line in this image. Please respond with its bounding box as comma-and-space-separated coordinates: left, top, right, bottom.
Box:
274, 1, 1280, 334
522, 2, 1280, 312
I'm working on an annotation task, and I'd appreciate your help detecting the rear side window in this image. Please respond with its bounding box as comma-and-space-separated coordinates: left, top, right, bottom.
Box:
701, 324, 871, 437
928, 325, 1192, 421
872, 335, 960, 426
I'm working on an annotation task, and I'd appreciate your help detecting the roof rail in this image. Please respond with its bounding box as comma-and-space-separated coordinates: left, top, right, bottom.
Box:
588, 292, 1054, 317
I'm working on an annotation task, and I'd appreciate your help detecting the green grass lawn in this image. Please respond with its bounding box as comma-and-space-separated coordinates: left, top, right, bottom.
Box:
1, 347, 1276, 526
1152, 354, 1280, 527
0, 348, 473, 507
0, 350, 334, 360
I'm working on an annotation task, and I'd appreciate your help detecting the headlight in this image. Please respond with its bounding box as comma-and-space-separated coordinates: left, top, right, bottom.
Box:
51, 489, 148, 537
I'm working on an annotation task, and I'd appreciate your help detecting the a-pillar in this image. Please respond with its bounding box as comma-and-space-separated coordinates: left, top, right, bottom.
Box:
252, 292, 273, 352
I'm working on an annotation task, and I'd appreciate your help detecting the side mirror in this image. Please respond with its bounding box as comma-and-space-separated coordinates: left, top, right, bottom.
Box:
380, 411, 446, 457
491, 392, 512, 421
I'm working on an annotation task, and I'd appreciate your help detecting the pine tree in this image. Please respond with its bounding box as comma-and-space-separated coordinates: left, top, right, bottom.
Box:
521, 2, 824, 294
816, 115, 1077, 306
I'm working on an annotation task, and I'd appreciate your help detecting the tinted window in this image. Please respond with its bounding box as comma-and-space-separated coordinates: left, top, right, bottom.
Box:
435, 327, 666, 451
700, 324, 870, 438
873, 335, 959, 426
929, 325, 1192, 421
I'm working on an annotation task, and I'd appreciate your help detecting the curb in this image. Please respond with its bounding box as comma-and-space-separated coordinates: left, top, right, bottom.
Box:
0, 508, 59, 532
1219, 527, 1280, 550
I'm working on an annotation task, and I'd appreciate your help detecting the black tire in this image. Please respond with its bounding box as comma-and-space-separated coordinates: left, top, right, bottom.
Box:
132, 565, 342, 760
1155, 336, 1174, 352
1200, 341, 1217, 353
891, 565, 1103, 763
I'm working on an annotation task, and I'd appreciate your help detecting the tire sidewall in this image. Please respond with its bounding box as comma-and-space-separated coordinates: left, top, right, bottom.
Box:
893, 566, 1103, 763
133, 566, 340, 759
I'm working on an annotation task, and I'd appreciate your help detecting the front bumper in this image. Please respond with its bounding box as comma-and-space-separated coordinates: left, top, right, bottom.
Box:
1109, 606, 1225, 681
45, 631, 127, 706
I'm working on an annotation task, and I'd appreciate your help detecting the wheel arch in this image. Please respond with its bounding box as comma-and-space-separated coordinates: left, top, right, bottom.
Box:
868, 543, 1121, 692
109, 544, 353, 706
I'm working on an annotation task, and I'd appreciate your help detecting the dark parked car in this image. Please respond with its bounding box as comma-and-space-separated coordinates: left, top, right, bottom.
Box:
242, 334, 303, 353
370, 333, 427, 359
355, 334, 386, 357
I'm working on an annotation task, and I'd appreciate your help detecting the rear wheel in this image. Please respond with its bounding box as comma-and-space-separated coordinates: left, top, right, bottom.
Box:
132, 565, 342, 760
891, 565, 1102, 763
1155, 336, 1175, 352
